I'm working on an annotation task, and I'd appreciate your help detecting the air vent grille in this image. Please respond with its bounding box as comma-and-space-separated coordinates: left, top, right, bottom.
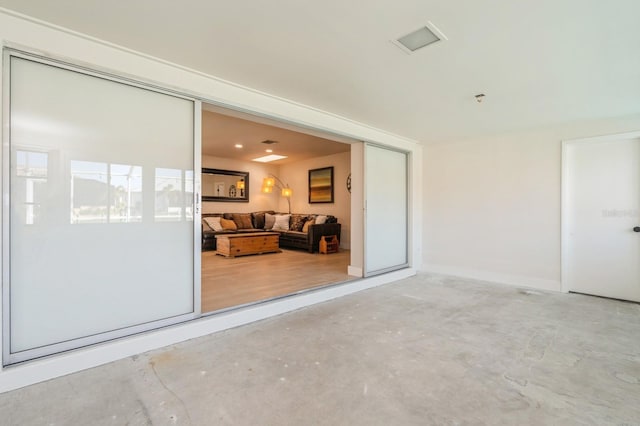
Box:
393, 22, 447, 54
398, 27, 439, 51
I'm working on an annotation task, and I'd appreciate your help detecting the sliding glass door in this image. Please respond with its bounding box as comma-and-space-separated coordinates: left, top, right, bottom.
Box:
364, 144, 408, 276
3, 52, 200, 364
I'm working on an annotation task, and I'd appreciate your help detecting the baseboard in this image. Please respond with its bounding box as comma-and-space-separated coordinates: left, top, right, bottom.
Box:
422, 263, 561, 292
347, 265, 363, 277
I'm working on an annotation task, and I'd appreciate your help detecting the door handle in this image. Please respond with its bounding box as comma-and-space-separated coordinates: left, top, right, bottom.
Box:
634, 227, 640, 232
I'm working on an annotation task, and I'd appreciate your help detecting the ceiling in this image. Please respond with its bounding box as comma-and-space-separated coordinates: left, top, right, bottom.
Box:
1, 1, 639, 144
201, 107, 350, 164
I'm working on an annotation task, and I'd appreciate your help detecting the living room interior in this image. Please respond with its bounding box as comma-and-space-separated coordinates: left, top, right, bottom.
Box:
200, 104, 358, 312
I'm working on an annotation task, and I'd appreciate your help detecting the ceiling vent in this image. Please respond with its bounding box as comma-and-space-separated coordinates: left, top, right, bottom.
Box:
392, 22, 447, 54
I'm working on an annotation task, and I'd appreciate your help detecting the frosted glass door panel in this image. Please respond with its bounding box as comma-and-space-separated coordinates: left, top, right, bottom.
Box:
7, 56, 196, 361
364, 144, 408, 275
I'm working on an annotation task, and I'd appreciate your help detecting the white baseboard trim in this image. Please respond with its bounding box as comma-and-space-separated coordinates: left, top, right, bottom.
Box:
0, 267, 416, 394
422, 263, 561, 293
347, 265, 363, 277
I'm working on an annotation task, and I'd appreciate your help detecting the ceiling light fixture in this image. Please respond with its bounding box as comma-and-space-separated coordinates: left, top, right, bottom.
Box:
234, 144, 243, 148
252, 154, 287, 163
392, 22, 447, 54
265, 149, 273, 153
475, 94, 486, 103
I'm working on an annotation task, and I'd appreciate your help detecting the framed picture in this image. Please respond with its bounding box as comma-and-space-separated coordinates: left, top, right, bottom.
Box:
309, 166, 334, 203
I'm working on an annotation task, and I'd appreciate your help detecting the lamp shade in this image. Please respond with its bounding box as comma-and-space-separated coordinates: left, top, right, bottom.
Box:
236, 180, 245, 190
281, 187, 292, 197
261, 185, 273, 194
264, 177, 275, 187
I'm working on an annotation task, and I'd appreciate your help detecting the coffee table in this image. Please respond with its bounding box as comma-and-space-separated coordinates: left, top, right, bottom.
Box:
215, 232, 281, 258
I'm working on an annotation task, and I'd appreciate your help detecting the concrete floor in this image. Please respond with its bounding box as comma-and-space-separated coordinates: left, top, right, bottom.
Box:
1, 273, 639, 425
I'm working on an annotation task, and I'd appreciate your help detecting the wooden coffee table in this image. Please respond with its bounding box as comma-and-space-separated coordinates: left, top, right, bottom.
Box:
215, 232, 281, 258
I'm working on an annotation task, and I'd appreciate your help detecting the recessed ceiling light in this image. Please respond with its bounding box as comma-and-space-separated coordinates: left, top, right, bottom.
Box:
265, 149, 273, 153
234, 144, 243, 148
252, 154, 287, 163
392, 22, 447, 54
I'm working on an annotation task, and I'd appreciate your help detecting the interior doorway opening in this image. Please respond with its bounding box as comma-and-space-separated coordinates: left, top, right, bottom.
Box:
199, 103, 359, 313
1, 47, 412, 373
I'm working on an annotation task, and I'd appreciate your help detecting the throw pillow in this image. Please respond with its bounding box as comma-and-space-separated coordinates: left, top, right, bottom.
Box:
231, 213, 253, 229
220, 218, 237, 230
264, 213, 276, 230
290, 214, 307, 232
203, 216, 223, 232
302, 218, 315, 233
252, 212, 266, 229
315, 215, 327, 225
272, 214, 291, 231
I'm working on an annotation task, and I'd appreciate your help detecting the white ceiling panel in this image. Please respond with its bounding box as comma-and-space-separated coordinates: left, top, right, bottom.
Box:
1, 0, 639, 143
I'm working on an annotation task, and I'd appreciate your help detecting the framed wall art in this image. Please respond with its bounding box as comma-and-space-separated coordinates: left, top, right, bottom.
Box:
309, 166, 334, 203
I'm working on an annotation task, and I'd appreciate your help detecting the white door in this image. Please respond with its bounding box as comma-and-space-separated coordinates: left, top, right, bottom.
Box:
4, 52, 200, 365
564, 134, 640, 302
364, 144, 408, 276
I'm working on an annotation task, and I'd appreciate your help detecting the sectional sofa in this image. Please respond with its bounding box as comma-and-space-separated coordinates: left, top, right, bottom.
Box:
202, 211, 341, 253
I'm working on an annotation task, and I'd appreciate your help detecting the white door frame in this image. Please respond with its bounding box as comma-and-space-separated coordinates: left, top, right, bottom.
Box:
0, 39, 420, 392
561, 130, 640, 294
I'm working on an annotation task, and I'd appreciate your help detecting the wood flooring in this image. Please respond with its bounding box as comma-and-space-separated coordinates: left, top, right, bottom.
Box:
201, 248, 354, 313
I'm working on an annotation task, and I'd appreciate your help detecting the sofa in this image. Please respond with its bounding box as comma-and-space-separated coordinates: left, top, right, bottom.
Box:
202, 211, 341, 253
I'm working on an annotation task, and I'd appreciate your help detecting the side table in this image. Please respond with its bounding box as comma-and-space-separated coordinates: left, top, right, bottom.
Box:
319, 235, 339, 254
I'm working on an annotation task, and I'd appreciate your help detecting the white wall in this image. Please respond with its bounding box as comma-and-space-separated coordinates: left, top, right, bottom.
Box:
0, 10, 421, 392
201, 155, 278, 214
349, 143, 364, 276
423, 114, 640, 291
278, 151, 351, 248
